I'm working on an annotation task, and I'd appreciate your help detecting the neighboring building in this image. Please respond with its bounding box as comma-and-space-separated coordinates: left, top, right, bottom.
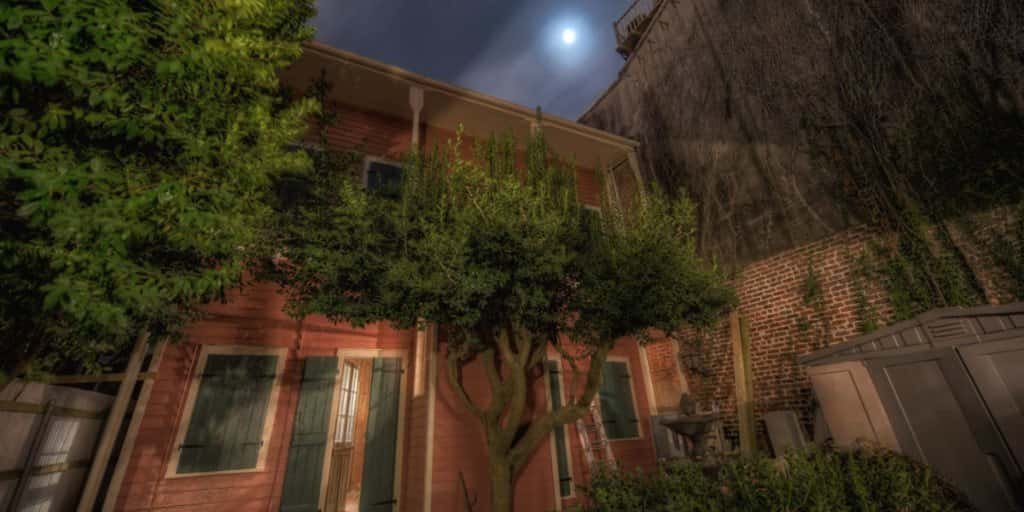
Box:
108, 43, 663, 512
580, 0, 1022, 451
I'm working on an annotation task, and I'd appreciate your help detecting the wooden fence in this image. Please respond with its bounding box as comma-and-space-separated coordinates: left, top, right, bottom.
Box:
0, 338, 163, 512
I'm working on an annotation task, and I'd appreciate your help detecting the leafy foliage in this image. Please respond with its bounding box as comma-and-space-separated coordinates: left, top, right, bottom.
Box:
583, 448, 974, 512
269, 126, 735, 353
0, 0, 316, 377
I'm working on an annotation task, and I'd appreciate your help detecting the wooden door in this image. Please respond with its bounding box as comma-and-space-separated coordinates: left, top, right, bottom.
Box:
324, 361, 361, 512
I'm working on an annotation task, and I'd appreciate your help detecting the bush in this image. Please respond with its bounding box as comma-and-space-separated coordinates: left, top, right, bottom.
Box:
582, 447, 974, 512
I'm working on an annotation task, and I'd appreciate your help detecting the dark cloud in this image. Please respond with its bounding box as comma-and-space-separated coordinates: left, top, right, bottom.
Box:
311, 1, 629, 119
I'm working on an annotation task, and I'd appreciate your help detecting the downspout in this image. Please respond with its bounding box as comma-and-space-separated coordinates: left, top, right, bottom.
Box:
409, 86, 424, 150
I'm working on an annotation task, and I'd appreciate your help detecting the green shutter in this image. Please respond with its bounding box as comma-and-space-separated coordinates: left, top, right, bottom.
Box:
546, 361, 572, 497
280, 357, 338, 512
599, 361, 639, 439
178, 354, 278, 474
359, 358, 402, 512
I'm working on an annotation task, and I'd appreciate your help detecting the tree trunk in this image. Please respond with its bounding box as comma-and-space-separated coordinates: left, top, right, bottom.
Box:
489, 456, 514, 512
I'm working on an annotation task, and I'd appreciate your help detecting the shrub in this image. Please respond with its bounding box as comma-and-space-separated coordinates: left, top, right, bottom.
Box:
582, 447, 974, 512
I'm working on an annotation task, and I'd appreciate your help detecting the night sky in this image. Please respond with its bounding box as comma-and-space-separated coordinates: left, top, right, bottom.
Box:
311, 1, 631, 120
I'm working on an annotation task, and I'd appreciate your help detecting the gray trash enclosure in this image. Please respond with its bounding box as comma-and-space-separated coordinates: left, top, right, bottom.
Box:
801, 303, 1024, 512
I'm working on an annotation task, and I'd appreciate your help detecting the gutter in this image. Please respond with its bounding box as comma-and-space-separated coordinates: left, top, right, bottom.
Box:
301, 41, 641, 150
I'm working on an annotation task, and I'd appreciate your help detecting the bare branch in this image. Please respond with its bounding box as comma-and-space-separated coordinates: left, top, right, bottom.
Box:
446, 351, 486, 421
508, 344, 611, 474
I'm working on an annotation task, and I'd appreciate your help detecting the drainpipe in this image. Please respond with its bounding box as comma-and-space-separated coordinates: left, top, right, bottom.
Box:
627, 148, 647, 202
409, 86, 424, 150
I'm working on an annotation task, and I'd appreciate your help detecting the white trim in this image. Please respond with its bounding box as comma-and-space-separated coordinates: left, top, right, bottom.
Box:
321, 348, 409, 512
413, 326, 428, 398
317, 357, 344, 512
603, 355, 644, 442
303, 42, 641, 151
544, 357, 576, 506
423, 325, 438, 512
164, 345, 287, 479
671, 338, 690, 395
636, 343, 659, 418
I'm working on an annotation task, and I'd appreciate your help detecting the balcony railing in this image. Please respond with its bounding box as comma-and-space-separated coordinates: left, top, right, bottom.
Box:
613, 0, 664, 59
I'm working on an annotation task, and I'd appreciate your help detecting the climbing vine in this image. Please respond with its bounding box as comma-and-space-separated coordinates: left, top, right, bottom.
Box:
790, 260, 832, 377
848, 251, 880, 334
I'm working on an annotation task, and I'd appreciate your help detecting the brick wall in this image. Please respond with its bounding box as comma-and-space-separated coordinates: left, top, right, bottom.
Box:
643, 213, 1020, 447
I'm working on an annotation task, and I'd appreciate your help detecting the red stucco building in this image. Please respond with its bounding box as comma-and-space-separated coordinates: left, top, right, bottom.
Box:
106, 42, 666, 512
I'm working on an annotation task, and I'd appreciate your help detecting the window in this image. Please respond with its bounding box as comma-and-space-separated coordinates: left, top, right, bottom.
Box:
599, 360, 640, 439
546, 360, 574, 498
169, 347, 284, 476
335, 361, 360, 443
364, 158, 403, 198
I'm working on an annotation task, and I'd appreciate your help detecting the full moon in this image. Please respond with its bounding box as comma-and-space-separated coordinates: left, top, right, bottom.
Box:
562, 28, 577, 45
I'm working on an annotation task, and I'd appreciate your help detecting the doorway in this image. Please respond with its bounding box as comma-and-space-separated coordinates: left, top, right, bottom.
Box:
322, 355, 405, 512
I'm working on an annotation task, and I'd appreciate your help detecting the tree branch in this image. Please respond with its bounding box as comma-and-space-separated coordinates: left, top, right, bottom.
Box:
508, 344, 611, 474
481, 347, 511, 421
496, 326, 530, 452
446, 351, 486, 421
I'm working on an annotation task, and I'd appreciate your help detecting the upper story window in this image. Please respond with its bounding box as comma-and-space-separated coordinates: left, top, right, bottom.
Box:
364, 158, 403, 198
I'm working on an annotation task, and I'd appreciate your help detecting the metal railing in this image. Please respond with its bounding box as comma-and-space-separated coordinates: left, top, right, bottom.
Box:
613, 0, 663, 48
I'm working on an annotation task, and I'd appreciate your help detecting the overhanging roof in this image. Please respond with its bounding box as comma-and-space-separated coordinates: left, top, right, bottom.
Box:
281, 42, 640, 170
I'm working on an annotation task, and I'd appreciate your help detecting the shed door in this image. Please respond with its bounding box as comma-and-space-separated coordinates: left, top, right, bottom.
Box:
960, 338, 1024, 472
868, 348, 1022, 512
280, 357, 338, 512
359, 358, 402, 512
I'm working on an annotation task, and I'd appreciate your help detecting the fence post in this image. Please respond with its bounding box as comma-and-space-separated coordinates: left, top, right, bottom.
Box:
76, 333, 148, 512
731, 312, 757, 456
101, 340, 166, 512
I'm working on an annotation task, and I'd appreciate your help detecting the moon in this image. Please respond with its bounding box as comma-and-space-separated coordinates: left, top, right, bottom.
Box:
562, 28, 577, 45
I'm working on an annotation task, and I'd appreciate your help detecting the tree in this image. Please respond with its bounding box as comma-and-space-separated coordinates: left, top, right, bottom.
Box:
0, 0, 316, 381
268, 117, 735, 511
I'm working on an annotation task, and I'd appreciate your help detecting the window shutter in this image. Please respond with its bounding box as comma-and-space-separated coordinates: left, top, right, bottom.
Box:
546, 361, 573, 497
178, 354, 278, 474
359, 358, 402, 511
280, 357, 338, 512
599, 361, 639, 439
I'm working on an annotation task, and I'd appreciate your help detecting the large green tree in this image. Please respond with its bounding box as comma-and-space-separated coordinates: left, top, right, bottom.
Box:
0, 0, 316, 380
269, 123, 735, 511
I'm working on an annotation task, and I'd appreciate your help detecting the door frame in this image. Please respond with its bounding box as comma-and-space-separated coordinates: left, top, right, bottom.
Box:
319, 348, 409, 512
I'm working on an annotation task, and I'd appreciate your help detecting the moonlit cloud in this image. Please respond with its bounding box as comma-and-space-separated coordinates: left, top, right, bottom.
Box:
311, 0, 632, 119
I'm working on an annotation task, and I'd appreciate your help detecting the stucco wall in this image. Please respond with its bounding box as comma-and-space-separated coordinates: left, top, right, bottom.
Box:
581, 0, 851, 268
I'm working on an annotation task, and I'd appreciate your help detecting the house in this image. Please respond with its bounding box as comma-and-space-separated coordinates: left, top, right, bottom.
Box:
107, 42, 663, 512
